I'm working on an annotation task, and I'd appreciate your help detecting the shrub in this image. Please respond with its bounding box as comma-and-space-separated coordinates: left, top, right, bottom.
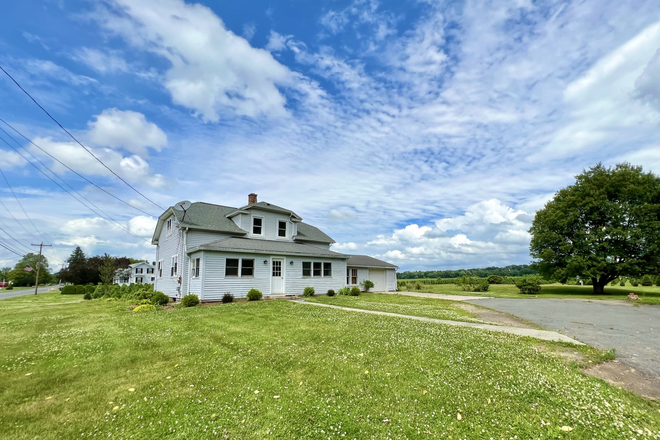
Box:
61, 285, 77, 295
222, 292, 234, 303
75, 285, 85, 295
327, 289, 336, 297
83, 292, 92, 300
515, 277, 542, 295
247, 289, 263, 301
620, 278, 626, 286
105, 297, 117, 302
475, 281, 490, 292
361, 280, 374, 292
181, 294, 200, 307
138, 299, 151, 305
487, 275, 504, 284
5, 285, 13, 290
641, 275, 653, 287
302, 286, 315, 297
133, 304, 156, 313
85, 284, 95, 294
630, 279, 639, 287
349, 286, 361, 296
151, 291, 169, 306
338, 287, 351, 296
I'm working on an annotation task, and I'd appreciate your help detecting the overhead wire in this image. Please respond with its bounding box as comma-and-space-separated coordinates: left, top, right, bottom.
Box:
0, 65, 165, 211
0, 133, 152, 244
0, 120, 157, 217
0, 221, 33, 254
0, 240, 23, 257
0, 167, 48, 244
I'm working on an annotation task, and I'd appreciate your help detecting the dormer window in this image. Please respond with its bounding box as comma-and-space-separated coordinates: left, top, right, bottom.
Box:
278, 221, 287, 238
252, 217, 263, 235
166, 218, 173, 236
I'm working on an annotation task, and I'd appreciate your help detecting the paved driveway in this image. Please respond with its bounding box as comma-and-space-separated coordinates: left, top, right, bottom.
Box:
468, 298, 660, 379
0, 286, 60, 300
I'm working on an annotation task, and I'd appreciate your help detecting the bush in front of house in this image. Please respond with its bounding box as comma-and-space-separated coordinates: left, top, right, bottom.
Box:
247, 289, 263, 301
133, 304, 156, 313
349, 286, 361, 296
361, 280, 374, 292
327, 289, 336, 297
302, 286, 315, 297
61, 285, 77, 295
487, 275, 504, 284
222, 292, 234, 303
83, 292, 92, 300
515, 277, 541, 295
151, 291, 169, 306
338, 287, 351, 296
181, 294, 200, 307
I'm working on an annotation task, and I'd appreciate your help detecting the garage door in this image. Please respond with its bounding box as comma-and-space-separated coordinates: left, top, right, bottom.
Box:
368, 269, 387, 291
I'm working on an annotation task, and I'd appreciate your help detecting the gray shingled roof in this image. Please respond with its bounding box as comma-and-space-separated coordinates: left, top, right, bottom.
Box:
172, 203, 247, 235
295, 222, 335, 244
346, 255, 398, 269
238, 201, 302, 219
189, 237, 348, 258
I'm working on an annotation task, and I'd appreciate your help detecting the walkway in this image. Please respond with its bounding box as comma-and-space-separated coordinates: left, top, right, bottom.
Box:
295, 300, 582, 344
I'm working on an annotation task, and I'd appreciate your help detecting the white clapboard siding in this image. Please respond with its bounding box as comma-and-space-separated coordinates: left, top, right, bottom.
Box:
246, 209, 295, 242
187, 230, 232, 247
155, 214, 186, 297
286, 257, 347, 295
368, 269, 387, 291
202, 251, 271, 300
187, 251, 203, 296
386, 269, 397, 291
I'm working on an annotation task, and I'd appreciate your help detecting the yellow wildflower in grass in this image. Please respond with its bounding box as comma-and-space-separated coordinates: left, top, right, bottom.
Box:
128, 388, 135, 392
561, 426, 573, 432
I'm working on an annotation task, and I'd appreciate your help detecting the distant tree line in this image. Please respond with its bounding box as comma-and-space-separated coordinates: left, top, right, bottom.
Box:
397, 265, 538, 280
1, 253, 56, 287
57, 246, 140, 286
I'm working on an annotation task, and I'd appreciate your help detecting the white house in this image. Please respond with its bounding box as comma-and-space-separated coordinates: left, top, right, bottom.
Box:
113, 262, 156, 285
151, 194, 398, 301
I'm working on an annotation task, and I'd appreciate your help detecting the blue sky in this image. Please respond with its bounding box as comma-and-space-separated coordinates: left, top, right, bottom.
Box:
1, 0, 659, 272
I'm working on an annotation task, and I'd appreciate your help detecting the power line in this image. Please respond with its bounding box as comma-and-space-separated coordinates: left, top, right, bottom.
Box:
0, 198, 40, 242
0, 240, 23, 257
0, 65, 165, 212
0, 120, 157, 217
0, 221, 33, 254
0, 133, 151, 244
0, 168, 48, 244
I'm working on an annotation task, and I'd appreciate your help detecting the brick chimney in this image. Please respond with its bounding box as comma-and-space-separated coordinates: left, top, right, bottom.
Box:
248, 193, 258, 205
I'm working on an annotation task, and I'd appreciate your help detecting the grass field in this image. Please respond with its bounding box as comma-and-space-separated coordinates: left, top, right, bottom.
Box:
401, 282, 660, 304
1, 293, 659, 439
305, 293, 484, 323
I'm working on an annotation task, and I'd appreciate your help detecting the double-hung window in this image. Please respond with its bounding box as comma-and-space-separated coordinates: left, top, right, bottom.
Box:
192, 258, 200, 278
347, 268, 358, 285
225, 258, 254, 277
313, 262, 322, 277
171, 255, 178, 277
157, 260, 163, 278
278, 221, 287, 238
252, 217, 263, 235
323, 262, 332, 277
302, 262, 311, 277
166, 218, 173, 236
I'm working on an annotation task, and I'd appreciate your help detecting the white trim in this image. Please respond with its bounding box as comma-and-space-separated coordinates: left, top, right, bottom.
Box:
276, 218, 288, 239
251, 215, 264, 237
270, 257, 285, 295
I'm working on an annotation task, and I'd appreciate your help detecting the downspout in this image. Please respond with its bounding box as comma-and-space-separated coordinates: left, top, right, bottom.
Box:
183, 227, 189, 297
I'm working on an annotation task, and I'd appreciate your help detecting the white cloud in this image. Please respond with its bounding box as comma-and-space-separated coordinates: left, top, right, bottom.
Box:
87, 108, 167, 156
332, 242, 358, 251
128, 215, 157, 236
320, 9, 350, 34
95, 0, 295, 120
0, 150, 26, 169
72, 47, 128, 73
266, 31, 290, 52
242, 23, 256, 41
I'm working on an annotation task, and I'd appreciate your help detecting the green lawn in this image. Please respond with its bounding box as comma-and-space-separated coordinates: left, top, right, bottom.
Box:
1, 293, 659, 439
403, 282, 660, 304
305, 293, 483, 323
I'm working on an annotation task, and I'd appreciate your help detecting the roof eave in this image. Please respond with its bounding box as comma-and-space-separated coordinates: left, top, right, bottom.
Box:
187, 247, 349, 259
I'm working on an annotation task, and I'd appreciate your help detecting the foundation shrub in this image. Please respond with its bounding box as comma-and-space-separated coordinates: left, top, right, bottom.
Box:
222, 292, 234, 304
247, 289, 263, 301
151, 291, 169, 306
302, 286, 315, 297
181, 294, 200, 307
349, 286, 361, 296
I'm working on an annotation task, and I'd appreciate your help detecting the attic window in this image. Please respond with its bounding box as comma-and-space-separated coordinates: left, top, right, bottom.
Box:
166, 218, 173, 236
252, 217, 263, 235
278, 221, 287, 237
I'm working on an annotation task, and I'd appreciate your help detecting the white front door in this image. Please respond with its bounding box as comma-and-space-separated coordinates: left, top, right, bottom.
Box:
271, 258, 284, 294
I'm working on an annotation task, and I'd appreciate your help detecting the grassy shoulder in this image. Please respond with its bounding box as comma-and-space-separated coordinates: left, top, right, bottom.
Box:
406, 282, 660, 304
305, 293, 484, 323
0, 293, 658, 439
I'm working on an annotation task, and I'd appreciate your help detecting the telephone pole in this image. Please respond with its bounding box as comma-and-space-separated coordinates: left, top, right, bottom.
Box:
31, 243, 52, 295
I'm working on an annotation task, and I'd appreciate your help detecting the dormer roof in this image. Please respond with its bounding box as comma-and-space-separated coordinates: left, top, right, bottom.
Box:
228, 201, 302, 221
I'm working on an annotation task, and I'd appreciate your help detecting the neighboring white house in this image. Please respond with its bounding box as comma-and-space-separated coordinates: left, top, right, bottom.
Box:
113, 262, 156, 285
151, 194, 398, 300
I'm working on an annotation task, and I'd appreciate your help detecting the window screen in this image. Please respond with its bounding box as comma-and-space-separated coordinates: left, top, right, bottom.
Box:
302, 262, 311, 277
252, 217, 263, 235
313, 262, 322, 277
278, 221, 286, 237
241, 259, 255, 276
323, 262, 332, 277
226, 259, 239, 276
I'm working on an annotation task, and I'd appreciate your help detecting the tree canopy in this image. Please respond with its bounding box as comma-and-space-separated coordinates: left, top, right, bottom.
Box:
8, 253, 53, 287
530, 163, 660, 294
59, 246, 133, 285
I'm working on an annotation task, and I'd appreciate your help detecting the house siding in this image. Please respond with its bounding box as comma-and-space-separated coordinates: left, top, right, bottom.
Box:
155, 214, 186, 298
247, 210, 294, 241
187, 230, 232, 247
286, 257, 347, 296
202, 251, 271, 301
187, 251, 203, 296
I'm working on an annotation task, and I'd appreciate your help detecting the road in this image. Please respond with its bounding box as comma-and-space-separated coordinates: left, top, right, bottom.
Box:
468, 298, 660, 378
0, 285, 61, 300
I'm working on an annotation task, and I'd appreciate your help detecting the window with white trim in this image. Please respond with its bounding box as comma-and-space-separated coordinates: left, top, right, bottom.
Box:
166, 218, 173, 236
278, 220, 287, 238
157, 260, 163, 278
347, 268, 358, 285
136, 276, 143, 284
225, 258, 254, 277
171, 255, 178, 277
302, 261, 332, 277
192, 258, 200, 278
136, 267, 143, 274
252, 217, 263, 235
147, 268, 154, 274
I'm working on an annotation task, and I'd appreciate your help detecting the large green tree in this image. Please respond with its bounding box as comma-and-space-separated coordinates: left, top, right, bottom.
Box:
530, 163, 660, 294
8, 253, 51, 287
0, 267, 11, 282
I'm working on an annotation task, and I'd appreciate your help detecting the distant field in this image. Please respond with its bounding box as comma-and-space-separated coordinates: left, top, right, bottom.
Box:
1, 293, 658, 439
398, 281, 660, 305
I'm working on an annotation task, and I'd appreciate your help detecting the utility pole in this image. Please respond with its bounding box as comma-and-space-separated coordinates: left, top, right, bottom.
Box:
31, 243, 52, 295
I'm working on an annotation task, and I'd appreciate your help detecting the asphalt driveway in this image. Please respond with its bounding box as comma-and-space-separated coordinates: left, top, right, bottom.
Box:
468, 298, 660, 379
0, 286, 60, 300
